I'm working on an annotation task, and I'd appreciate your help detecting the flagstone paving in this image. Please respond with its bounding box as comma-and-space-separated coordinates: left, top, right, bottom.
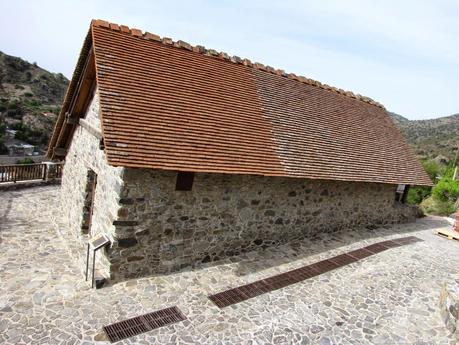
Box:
0, 185, 458, 344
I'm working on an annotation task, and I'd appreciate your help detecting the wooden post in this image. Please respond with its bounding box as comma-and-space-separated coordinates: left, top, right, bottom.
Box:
43, 164, 47, 180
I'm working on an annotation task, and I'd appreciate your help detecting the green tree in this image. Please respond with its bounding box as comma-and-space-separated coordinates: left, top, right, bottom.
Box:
432, 177, 459, 203
406, 159, 444, 205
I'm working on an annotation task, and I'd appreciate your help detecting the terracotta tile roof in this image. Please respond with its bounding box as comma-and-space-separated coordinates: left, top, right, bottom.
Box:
48, 19, 432, 186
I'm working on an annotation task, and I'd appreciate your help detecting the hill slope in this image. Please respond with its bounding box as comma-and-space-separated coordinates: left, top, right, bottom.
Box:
389, 112, 459, 161
0, 51, 69, 152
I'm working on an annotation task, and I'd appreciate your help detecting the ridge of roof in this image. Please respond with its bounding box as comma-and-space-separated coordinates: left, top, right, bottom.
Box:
91, 19, 385, 109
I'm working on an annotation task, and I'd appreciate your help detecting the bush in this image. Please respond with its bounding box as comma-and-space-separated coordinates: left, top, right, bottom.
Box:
406, 186, 431, 205
421, 196, 456, 216
422, 159, 443, 181
11, 122, 48, 146
23, 98, 42, 108
432, 178, 459, 203
405, 159, 442, 205
16, 157, 34, 164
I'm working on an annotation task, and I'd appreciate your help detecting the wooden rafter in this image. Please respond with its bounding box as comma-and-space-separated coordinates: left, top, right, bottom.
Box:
52, 47, 97, 158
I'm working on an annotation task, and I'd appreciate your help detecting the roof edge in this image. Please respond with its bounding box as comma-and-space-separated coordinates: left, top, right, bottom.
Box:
91, 19, 385, 110
46, 28, 93, 159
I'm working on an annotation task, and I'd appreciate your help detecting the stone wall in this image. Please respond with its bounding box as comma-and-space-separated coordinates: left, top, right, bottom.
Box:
51, 89, 421, 284
54, 90, 124, 279
440, 283, 459, 339
108, 169, 419, 282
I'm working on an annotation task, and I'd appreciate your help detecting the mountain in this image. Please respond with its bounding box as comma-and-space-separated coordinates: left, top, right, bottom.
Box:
0, 51, 69, 153
389, 112, 459, 161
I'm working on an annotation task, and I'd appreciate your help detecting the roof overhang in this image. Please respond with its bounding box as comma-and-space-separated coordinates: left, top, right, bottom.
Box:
46, 29, 97, 160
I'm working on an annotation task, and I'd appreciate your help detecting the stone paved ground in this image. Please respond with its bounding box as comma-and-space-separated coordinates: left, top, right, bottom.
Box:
0, 185, 458, 345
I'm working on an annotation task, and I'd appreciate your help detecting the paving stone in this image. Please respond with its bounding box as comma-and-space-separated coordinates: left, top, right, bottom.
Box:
0, 186, 456, 344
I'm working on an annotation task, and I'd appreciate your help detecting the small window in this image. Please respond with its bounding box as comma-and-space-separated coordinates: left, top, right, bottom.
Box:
395, 184, 409, 203
175, 172, 194, 191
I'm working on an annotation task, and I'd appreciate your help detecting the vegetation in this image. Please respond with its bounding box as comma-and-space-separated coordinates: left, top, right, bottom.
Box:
16, 157, 34, 164
10, 122, 49, 146
390, 112, 459, 161
0, 50, 68, 152
406, 158, 458, 216
432, 176, 459, 204
0, 120, 7, 154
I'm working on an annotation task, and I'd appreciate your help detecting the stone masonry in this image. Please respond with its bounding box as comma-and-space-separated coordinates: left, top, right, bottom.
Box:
55, 89, 124, 279
108, 169, 420, 282
440, 283, 459, 339
56, 89, 420, 284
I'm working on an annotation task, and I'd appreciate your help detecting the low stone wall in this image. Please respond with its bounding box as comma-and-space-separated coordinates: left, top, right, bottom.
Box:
107, 169, 420, 282
440, 283, 459, 339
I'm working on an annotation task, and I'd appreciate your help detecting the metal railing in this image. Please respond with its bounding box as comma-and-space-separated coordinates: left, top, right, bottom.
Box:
0, 162, 64, 183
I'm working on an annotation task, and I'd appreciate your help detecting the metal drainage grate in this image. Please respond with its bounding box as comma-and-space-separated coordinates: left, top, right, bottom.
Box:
328, 253, 359, 266
208, 236, 422, 308
347, 247, 374, 260
103, 306, 186, 342
364, 242, 388, 254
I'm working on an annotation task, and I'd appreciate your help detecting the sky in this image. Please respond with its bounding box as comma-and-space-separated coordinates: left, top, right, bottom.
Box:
0, 0, 458, 120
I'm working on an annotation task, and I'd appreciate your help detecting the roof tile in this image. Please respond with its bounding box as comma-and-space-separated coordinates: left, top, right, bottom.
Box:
48, 20, 432, 186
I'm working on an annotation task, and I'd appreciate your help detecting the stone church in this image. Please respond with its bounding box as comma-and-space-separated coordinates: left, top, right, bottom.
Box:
47, 19, 432, 284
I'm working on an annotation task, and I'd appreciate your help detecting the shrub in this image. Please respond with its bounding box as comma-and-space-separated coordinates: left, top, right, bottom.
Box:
432, 178, 459, 203
12, 122, 48, 146
421, 196, 456, 216
23, 98, 42, 108
405, 159, 441, 205
16, 157, 34, 164
406, 186, 431, 205
422, 159, 443, 181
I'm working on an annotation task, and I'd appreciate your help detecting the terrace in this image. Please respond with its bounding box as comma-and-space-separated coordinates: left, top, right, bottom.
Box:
0, 185, 457, 344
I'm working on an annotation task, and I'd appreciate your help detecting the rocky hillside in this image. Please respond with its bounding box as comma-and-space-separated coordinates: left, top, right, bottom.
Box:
0, 51, 68, 152
389, 112, 459, 161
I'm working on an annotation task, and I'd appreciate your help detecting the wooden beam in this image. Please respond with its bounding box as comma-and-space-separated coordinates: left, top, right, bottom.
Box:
54, 47, 97, 156
68, 49, 96, 118
79, 118, 102, 140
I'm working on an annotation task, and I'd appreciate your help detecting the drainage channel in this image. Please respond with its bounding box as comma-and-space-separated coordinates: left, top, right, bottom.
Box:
103, 306, 186, 342
208, 236, 422, 308
102, 235, 422, 341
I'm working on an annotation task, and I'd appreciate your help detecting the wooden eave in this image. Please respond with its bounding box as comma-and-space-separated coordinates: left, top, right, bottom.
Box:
47, 30, 97, 160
